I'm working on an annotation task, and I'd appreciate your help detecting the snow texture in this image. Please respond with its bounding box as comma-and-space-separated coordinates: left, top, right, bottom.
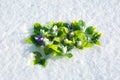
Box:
0, 0, 120, 80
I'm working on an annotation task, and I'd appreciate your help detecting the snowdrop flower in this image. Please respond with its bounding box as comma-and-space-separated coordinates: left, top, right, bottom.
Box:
77, 41, 82, 47
52, 25, 57, 31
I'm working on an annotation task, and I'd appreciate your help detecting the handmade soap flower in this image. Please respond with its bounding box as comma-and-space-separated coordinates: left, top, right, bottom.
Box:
26, 20, 102, 67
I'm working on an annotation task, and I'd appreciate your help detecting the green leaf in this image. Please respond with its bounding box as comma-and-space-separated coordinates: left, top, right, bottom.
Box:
48, 44, 60, 53
32, 51, 42, 65
33, 51, 42, 58
40, 59, 47, 67
58, 27, 69, 34
91, 32, 102, 42
78, 20, 85, 27
74, 30, 87, 41
25, 38, 33, 44
72, 19, 77, 24
64, 39, 72, 44
44, 32, 54, 40
32, 59, 39, 65
44, 46, 52, 55
50, 21, 55, 26
71, 20, 85, 31
53, 37, 61, 44
66, 44, 74, 51
95, 40, 101, 45
65, 53, 73, 58
71, 20, 80, 30
53, 52, 63, 57
56, 22, 64, 27
85, 42, 93, 48
56, 22, 68, 27
32, 52, 47, 67
44, 44, 60, 55
43, 24, 52, 31
79, 41, 87, 49
34, 22, 41, 34
57, 27, 68, 40
85, 26, 96, 35
57, 30, 66, 38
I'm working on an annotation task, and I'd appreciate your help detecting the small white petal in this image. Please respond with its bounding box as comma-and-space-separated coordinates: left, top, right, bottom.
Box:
77, 41, 82, 46
40, 29, 45, 33
53, 31, 57, 36
52, 25, 57, 31
43, 38, 51, 45
35, 36, 38, 40
88, 37, 91, 42
63, 46, 67, 53
70, 32, 74, 35
41, 38, 43, 40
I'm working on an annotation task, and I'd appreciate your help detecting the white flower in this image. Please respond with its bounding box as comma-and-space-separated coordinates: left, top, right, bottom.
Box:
87, 37, 91, 42
52, 25, 57, 31
70, 32, 74, 36
77, 41, 82, 47
43, 38, 51, 45
62, 46, 67, 53
40, 29, 45, 33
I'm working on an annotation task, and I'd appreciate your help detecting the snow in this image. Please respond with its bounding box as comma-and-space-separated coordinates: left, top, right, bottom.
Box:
0, 0, 120, 80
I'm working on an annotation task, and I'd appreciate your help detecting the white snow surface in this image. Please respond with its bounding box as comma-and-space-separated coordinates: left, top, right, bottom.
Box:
0, 0, 120, 80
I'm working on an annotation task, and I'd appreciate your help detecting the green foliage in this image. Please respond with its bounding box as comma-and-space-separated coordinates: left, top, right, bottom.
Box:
71, 20, 85, 31
32, 51, 47, 67
34, 22, 41, 34
47, 44, 60, 53
26, 20, 102, 67
85, 26, 96, 35
39, 59, 47, 67
65, 53, 73, 58
56, 22, 68, 27
25, 38, 33, 44
32, 51, 42, 65
53, 52, 63, 57
91, 32, 102, 43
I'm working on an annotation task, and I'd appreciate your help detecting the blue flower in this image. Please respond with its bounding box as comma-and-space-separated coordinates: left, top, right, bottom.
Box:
35, 34, 44, 43
68, 25, 73, 31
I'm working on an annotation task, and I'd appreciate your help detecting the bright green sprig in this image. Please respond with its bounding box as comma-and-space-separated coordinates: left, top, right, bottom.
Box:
26, 20, 102, 67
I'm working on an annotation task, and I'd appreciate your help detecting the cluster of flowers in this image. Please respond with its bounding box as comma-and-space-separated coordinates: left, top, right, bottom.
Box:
26, 20, 101, 67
